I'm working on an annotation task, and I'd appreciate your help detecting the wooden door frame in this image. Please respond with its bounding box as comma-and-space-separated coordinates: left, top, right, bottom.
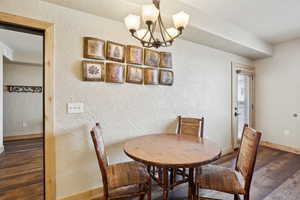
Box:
231, 62, 255, 149
0, 12, 56, 200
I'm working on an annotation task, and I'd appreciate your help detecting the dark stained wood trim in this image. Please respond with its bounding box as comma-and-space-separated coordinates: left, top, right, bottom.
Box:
4, 134, 43, 142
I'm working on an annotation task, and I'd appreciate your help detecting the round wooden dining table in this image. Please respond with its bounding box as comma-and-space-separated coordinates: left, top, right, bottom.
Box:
123, 133, 222, 200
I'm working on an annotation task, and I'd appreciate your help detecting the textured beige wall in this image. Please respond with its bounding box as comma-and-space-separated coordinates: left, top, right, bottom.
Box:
255, 38, 300, 149
0, 0, 251, 197
3, 63, 43, 137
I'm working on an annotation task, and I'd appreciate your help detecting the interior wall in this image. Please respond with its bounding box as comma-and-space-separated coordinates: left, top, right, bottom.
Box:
3, 62, 43, 137
255, 38, 300, 149
0, 0, 252, 198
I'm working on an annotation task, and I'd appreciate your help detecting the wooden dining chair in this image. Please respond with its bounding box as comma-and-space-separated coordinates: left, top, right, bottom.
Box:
195, 124, 262, 200
170, 116, 205, 187
91, 123, 152, 200
177, 116, 204, 138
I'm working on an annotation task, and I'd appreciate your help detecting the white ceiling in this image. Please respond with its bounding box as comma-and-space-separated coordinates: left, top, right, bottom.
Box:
0, 28, 43, 63
44, 0, 274, 59
181, 0, 300, 44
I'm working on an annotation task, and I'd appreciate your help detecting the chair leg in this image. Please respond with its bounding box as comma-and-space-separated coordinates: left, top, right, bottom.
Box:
147, 179, 152, 200
170, 168, 174, 186
182, 168, 186, 179
139, 194, 145, 200
234, 194, 240, 200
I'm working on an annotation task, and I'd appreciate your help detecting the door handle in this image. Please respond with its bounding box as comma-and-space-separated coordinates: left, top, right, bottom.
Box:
234, 112, 240, 117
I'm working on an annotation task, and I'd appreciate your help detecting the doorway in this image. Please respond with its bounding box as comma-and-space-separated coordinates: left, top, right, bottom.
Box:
0, 12, 55, 200
0, 24, 44, 199
231, 63, 255, 148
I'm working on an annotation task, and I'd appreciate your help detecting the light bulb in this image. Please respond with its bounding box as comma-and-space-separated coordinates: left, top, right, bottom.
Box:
166, 28, 179, 40
136, 29, 151, 40
124, 14, 140, 31
173, 11, 190, 29
142, 4, 159, 24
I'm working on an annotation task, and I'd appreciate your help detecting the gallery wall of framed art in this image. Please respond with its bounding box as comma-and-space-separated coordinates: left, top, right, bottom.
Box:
82, 37, 174, 86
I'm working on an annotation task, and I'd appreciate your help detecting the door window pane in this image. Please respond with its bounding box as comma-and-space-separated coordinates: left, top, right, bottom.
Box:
237, 73, 251, 139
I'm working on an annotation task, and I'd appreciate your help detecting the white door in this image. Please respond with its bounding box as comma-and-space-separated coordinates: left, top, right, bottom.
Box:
232, 63, 255, 148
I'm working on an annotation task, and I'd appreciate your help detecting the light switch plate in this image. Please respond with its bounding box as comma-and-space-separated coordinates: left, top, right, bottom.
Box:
67, 102, 84, 114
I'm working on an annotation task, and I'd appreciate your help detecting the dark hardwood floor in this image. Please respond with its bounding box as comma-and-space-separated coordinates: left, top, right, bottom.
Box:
114, 146, 300, 200
1, 140, 299, 200
0, 138, 44, 200
150, 146, 300, 200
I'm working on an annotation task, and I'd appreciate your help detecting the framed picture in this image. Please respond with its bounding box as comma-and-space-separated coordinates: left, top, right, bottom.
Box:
126, 65, 143, 84
106, 63, 125, 83
144, 49, 160, 67
106, 41, 126, 62
159, 70, 174, 86
160, 52, 172, 68
144, 67, 159, 85
126, 45, 143, 65
83, 37, 105, 60
82, 61, 105, 81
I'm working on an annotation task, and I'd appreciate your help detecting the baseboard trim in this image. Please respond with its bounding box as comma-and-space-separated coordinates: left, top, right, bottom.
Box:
59, 187, 103, 200
260, 141, 300, 155
4, 133, 43, 142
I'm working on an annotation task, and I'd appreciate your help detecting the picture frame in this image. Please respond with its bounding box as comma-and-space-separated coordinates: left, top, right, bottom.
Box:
159, 70, 174, 86
144, 67, 159, 85
126, 45, 144, 65
160, 52, 172, 68
106, 63, 125, 83
106, 41, 126, 63
126, 65, 143, 84
144, 49, 160, 67
82, 61, 105, 81
83, 37, 106, 60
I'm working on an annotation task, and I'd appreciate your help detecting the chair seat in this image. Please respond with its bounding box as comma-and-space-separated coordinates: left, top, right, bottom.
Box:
107, 161, 149, 190
196, 165, 246, 195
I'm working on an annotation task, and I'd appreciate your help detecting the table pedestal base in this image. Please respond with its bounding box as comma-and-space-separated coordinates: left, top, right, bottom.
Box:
148, 166, 195, 200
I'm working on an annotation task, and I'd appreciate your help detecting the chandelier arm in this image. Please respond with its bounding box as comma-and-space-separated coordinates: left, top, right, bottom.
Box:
153, 0, 160, 9
157, 14, 168, 46
147, 23, 156, 44
131, 32, 144, 41
170, 28, 183, 40
141, 29, 150, 41
160, 17, 172, 41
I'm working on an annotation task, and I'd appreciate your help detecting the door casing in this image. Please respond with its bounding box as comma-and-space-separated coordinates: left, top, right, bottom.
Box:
0, 12, 56, 200
231, 62, 255, 149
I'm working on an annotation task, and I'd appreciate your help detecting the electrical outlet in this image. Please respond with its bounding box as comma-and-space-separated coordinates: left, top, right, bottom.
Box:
67, 102, 84, 114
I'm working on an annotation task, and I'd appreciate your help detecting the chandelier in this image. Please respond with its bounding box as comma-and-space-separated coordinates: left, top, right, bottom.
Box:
124, 0, 190, 48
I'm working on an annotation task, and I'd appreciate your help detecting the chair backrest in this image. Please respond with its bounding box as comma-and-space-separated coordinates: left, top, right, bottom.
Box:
177, 116, 204, 138
90, 123, 109, 197
235, 124, 262, 192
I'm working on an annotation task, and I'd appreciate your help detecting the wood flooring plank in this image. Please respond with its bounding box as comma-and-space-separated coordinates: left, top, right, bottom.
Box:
250, 152, 300, 200
263, 168, 300, 200
0, 182, 44, 200
0, 171, 44, 193
0, 139, 44, 200
0, 150, 43, 169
